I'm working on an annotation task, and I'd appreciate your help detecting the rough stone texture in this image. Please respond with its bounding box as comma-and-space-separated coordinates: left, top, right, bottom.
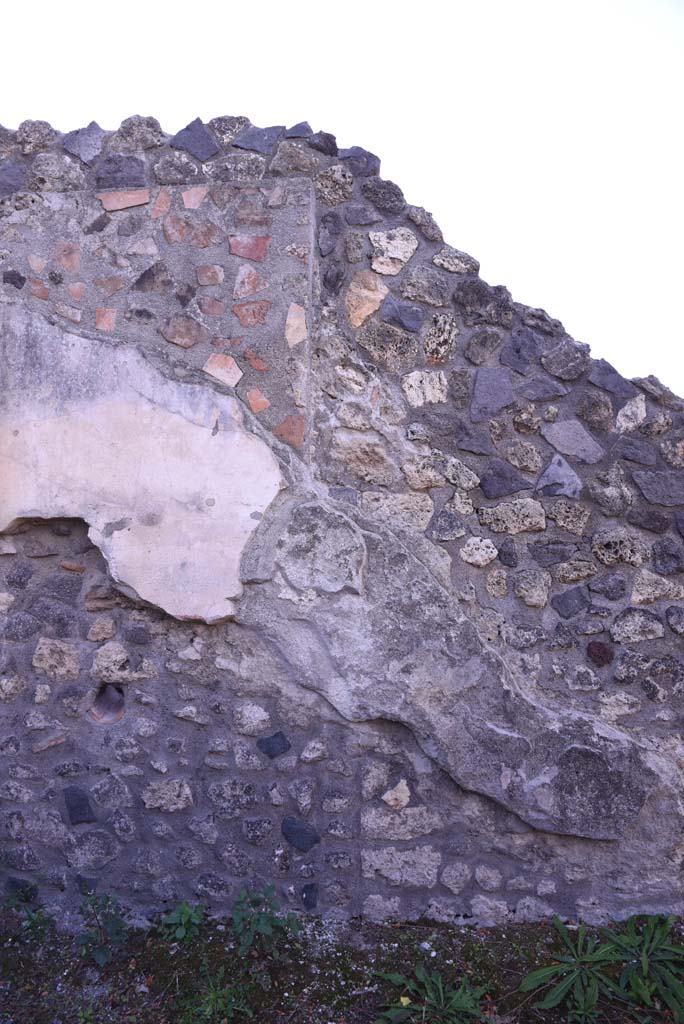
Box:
0, 113, 683, 932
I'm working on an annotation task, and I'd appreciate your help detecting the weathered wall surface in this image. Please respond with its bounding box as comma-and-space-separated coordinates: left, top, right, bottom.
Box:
1, 115, 684, 928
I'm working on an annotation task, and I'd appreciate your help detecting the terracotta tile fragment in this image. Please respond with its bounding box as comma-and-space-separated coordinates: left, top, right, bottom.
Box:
212, 336, 244, 349
182, 185, 209, 209
189, 220, 223, 248
202, 353, 243, 388
96, 188, 151, 211
54, 302, 82, 323
28, 278, 49, 300
275, 413, 306, 449
244, 348, 268, 371
56, 242, 81, 273
345, 269, 389, 327
68, 282, 86, 301
197, 264, 224, 286
150, 187, 172, 219
163, 212, 190, 244
94, 275, 125, 297
233, 264, 267, 299
232, 299, 271, 327
28, 254, 46, 274
59, 561, 86, 574
198, 295, 227, 316
32, 733, 67, 753
228, 233, 271, 262
161, 314, 210, 348
95, 307, 117, 332
285, 302, 307, 348
247, 388, 270, 413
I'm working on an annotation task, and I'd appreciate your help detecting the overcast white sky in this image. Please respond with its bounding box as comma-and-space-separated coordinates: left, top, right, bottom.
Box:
2, 0, 682, 392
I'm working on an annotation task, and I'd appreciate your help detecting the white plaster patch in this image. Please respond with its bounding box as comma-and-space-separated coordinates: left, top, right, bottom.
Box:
0, 305, 284, 623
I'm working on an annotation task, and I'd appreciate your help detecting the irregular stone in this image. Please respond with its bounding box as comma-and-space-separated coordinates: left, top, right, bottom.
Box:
633, 471, 684, 507
357, 318, 417, 369
31, 638, 79, 681
422, 312, 459, 360
345, 270, 389, 327
665, 606, 684, 635
433, 245, 479, 273
589, 573, 627, 600
277, 503, 365, 594
452, 278, 513, 327
479, 459, 532, 499
318, 211, 342, 256
588, 359, 638, 398
110, 115, 165, 151
506, 441, 542, 474
616, 394, 647, 433
514, 569, 552, 608
592, 529, 646, 567
281, 816, 320, 852
401, 267, 450, 307
381, 779, 411, 810
610, 608, 664, 643
257, 732, 291, 758
359, 492, 433, 531
361, 177, 405, 213
142, 779, 193, 812
339, 146, 379, 175
233, 703, 271, 735
632, 569, 684, 604
500, 327, 540, 372
406, 205, 442, 241
170, 118, 220, 161
402, 370, 448, 407
660, 438, 684, 468
17, 120, 55, 154
96, 155, 146, 189
380, 295, 425, 334
30, 152, 86, 191
441, 861, 472, 894
315, 164, 354, 205
154, 151, 201, 185
540, 420, 604, 464
535, 455, 583, 500
550, 586, 590, 619
62, 121, 106, 165
540, 339, 590, 380
478, 498, 546, 534
233, 124, 284, 155
369, 227, 418, 275
64, 786, 97, 825
161, 314, 210, 348
614, 437, 658, 465
470, 368, 513, 422
270, 140, 319, 175
465, 328, 501, 365
362, 846, 440, 887
331, 429, 397, 485
0, 160, 27, 198
344, 203, 381, 226
459, 537, 498, 567
529, 541, 578, 566
652, 536, 684, 575
578, 390, 614, 431
208, 115, 251, 145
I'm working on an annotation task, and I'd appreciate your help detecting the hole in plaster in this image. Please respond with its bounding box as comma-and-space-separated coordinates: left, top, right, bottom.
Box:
91, 684, 125, 724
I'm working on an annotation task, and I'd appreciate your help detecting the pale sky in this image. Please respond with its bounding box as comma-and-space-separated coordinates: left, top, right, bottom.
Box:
2, 0, 682, 392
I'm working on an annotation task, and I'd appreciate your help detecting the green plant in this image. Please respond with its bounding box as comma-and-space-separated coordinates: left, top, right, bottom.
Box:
519, 916, 623, 1022
181, 960, 253, 1023
602, 914, 684, 1022
160, 900, 205, 944
76, 892, 127, 967
20, 904, 51, 941
375, 965, 487, 1023
231, 884, 300, 959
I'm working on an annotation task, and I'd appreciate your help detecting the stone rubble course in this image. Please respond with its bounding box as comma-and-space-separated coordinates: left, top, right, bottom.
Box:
0, 115, 684, 930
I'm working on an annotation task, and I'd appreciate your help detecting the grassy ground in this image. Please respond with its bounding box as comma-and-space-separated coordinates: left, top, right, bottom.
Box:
0, 899, 678, 1023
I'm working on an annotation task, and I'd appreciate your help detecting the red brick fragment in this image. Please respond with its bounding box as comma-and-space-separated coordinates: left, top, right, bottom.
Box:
197, 264, 224, 286
232, 300, 271, 327
28, 278, 49, 300
228, 234, 271, 262
244, 348, 268, 372
54, 302, 82, 323
190, 220, 223, 248
246, 388, 270, 414
233, 264, 267, 299
28, 254, 46, 274
97, 188, 151, 212
182, 186, 209, 209
198, 295, 227, 317
56, 241, 81, 273
151, 187, 172, 220
163, 212, 190, 244
212, 336, 244, 349
95, 308, 117, 332
94, 275, 125, 297
275, 414, 306, 449
161, 314, 210, 348
59, 561, 86, 574
68, 282, 86, 301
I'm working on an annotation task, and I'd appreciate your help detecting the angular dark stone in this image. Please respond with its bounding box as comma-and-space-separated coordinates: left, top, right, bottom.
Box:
676, 512, 684, 539
452, 278, 513, 328
125, 624, 151, 645
518, 376, 570, 401
665, 606, 684, 635
284, 122, 313, 137
301, 882, 318, 910
170, 118, 220, 161
626, 507, 670, 534
589, 574, 627, 600
425, 508, 466, 541
587, 640, 614, 667
318, 212, 343, 257
497, 537, 518, 568
5, 877, 38, 903
339, 146, 380, 176
133, 261, 173, 294
528, 541, 578, 566
470, 368, 513, 422
2, 270, 25, 290
30, 598, 75, 637
257, 732, 292, 759
62, 121, 106, 166
588, 359, 638, 399
3, 613, 41, 641
652, 536, 684, 575
6, 561, 33, 589
540, 338, 590, 380
233, 125, 285, 156
479, 459, 532, 499
614, 437, 658, 465
281, 816, 321, 853
63, 786, 96, 825
456, 428, 495, 456
361, 177, 406, 214
307, 131, 337, 156
322, 260, 345, 295
0, 160, 27, 198
464, 328, 501, 366
380, 294, 425, 333
551, 586, 590, 619
499, 327, 540, 373
83, 212, 110, 234
633, 471, 684, 507
535, 455, 583, 500
344, 203, 381, 226
42, 572, 83, 605
95, 155, 146, 189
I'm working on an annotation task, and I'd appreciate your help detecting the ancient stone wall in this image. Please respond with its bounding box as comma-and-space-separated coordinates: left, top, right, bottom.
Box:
1, 114, 684, 928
